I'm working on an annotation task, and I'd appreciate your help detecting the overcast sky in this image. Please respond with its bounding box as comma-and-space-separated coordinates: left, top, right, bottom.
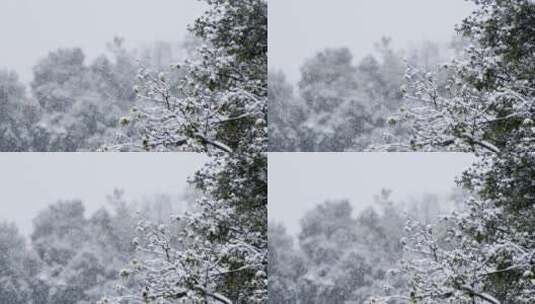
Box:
0, 0, 206, 83
269, 153, 475, 236
269, 0, 475, 83
0, 153, 207, 236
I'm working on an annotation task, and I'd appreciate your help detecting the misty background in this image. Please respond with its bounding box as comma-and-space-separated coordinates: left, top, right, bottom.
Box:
268, 0, 477, 152
0, 153, 207, 235
0, 0, 213, 152
0, 0, 206, 83
269, 0, 474, 83
0, 153, 209, 303
269, 152, 475, 236
269, 152, 476, 303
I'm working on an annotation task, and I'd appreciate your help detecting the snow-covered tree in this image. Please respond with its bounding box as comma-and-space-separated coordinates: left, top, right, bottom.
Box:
113, 0, 266, 153
106, 1, 267, 303
372, 1, 535, 303
383, 0, 535, 153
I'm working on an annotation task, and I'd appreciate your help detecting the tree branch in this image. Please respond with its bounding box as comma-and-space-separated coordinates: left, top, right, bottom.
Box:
460, 133, 500, 154
460, 286, 501, 304
193, 286, 233, 304
195, 133, 233, 153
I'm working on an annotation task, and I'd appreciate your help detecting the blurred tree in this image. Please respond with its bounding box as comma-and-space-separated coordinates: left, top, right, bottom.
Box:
28, 199, 139, 303
0, 70, 37, 151
30, 45, 136, 151
31, 48, 86, 113
0, 222, 32, 304
298, 48, 374, 151
268, 223, 306, 304
268, 70, 304, 151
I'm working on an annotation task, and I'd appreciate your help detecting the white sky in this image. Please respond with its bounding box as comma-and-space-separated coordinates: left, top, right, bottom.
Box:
0, 0, 207, 83
269, 0, 475, 83
268, 153, 476, 236
0, 153, 208, 236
